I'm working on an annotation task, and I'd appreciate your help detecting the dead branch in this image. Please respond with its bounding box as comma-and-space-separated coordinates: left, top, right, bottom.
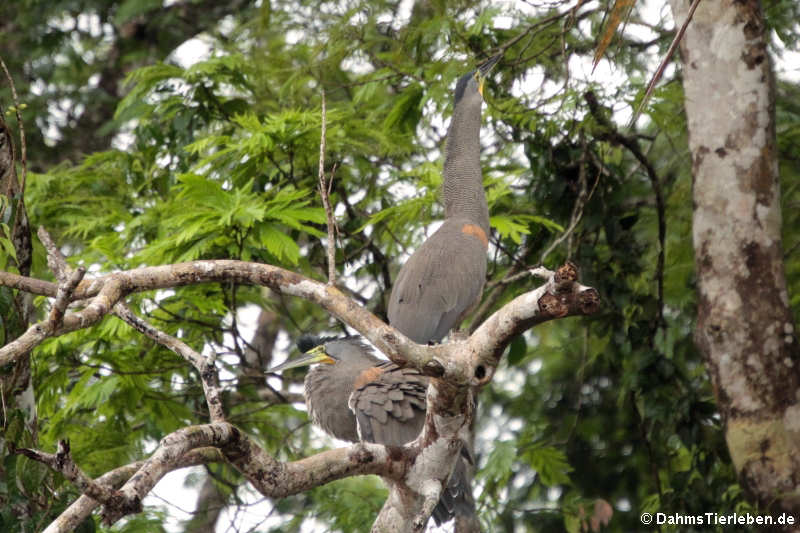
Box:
318, 90, 338, 284
45, 267, 86, 333
0, 259, 599, 385
42, 448, 222, 533
37, 227, 71, 283
12, 440, 115, 504
632, 0, 702, 125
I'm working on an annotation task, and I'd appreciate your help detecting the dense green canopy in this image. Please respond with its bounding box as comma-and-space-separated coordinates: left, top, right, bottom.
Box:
2, 0, 800, 531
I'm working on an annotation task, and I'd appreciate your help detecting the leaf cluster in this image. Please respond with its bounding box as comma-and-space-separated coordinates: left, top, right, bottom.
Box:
3, 0, 800, 532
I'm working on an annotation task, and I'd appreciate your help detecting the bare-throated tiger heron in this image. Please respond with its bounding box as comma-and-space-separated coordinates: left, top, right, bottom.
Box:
388, 55, 500, 343
269, 336, 473, 526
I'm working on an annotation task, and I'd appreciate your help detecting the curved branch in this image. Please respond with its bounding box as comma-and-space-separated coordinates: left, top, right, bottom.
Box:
42, 448, 222, 533
92, 421, 403, 525
13, 439, 113, 502
2, 258, 600, 530
432, 263, 600, 387
45, 267, 86, 333
0, 278, 124, 365
1, 260, 600, 381
113, 302, 226, 422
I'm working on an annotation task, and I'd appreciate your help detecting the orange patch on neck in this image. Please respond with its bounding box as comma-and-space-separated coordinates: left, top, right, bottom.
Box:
461, 223, 489, 248
353, 366, 385, 390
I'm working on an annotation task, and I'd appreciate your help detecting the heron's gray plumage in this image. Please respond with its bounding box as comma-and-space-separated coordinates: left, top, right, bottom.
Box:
296, 338, 429, 445
388, 219, 487, 343
274, 59, 498, 525
275, 337, 472, 525
388, 58, 497, 343
350, 360, 427, 445
443, 74, 490, 232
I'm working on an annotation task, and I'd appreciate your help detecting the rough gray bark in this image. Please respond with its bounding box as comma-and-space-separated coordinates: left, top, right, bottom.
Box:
669, 0, 800, 516
1, 256, 598, 531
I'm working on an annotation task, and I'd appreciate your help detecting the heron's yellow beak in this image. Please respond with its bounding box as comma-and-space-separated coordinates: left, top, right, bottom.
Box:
268, 345, 335, 372
476, 54, 500, 99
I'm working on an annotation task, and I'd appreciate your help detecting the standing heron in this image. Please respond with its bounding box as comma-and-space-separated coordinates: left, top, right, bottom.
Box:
388, 55, 500, 344
269, 336, 472, 526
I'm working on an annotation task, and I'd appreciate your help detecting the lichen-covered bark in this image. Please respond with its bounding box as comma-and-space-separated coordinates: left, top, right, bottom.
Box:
0, 254, 599, 530
669, 0, 800, 515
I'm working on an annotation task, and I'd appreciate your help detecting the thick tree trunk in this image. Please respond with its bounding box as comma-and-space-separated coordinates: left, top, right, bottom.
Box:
669, 0, 800, 517
0, 119, 38, 522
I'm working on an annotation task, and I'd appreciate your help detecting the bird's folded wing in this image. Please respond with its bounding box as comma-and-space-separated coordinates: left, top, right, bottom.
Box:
348, 362, 428, 446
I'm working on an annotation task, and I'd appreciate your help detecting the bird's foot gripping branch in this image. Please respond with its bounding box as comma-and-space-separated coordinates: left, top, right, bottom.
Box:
0, 237, 599, 531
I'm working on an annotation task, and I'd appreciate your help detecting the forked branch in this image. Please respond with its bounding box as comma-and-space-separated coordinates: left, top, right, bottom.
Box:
0, 232, 600, 530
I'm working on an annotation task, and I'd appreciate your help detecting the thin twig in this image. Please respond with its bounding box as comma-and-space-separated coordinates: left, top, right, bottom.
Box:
631, 0, 702, 126
470, 152, 598, 333
13, 440, 115, 504
497, 1, 584, 62
540, 143, 600, 264
1, 387, 6, 432
38, 227, 72, 282
318, 90, 337, 284
113, 302, 226, 422
46, 267, 86, 333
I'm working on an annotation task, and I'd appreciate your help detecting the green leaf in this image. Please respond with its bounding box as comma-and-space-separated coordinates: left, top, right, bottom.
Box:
259, 224, 301, 264
113, 0, 162, 25
479, 440, 516, 487
383, 84, 424, 135
521, 445, 572, 486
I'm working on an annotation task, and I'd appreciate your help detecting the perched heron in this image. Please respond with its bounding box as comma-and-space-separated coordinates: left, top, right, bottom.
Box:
388, 55, 500, 344
270, 336, 473, 525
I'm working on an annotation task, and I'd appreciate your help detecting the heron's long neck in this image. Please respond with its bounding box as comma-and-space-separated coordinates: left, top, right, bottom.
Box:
307, 364, 355, 410
304, 363, 360, 442
442, 98, 489, 233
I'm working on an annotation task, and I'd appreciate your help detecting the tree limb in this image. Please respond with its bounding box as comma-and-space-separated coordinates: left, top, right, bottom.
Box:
0, 260, 599, 385
37, 226, 71, 283
1, 256, 599, 529
42, 448, 222, 533
12, 440, 115, 504
45, 267, 86, 333
87, 422, 403, 525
